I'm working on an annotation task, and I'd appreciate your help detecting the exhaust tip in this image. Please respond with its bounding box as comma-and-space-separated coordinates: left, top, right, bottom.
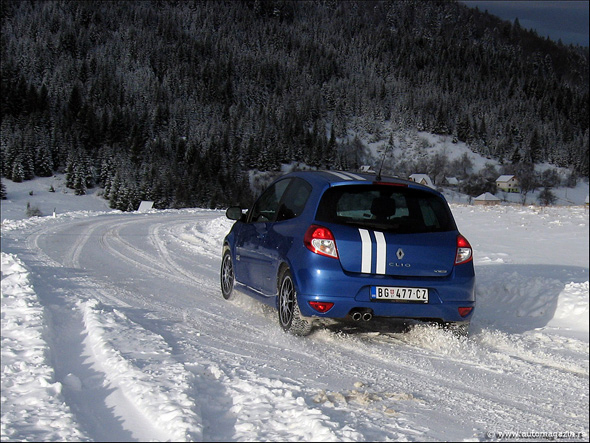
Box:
350, 309, 373, 322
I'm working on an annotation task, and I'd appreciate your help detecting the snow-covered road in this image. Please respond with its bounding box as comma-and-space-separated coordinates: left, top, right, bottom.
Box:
1, 205, 589, 441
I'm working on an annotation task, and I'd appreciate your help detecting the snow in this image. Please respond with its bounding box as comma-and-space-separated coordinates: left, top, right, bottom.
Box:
1, 175, 589, 442
474, 192, 500, 201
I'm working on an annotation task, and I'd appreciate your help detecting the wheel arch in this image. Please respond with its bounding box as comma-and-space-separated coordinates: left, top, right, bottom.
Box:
276, 259, 299, 293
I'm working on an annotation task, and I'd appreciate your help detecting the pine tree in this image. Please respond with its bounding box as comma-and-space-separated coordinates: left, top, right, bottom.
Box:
66, 85, 83, 125
456, 113, 471, 143
65, 152, 75, 188
1, 129, 19, 178
526, 129, 542, 164
510, 146, 522, 165
109, 172, 122, 209
324, 125, 336, 168
0, 179, 7, 200
35, 144, 54, 177
11, 157, 25, 183
73, 166, 87, 195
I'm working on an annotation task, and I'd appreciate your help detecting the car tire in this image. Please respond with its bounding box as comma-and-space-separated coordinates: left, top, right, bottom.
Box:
278, 267, 312, 336
220, 249, 235, 300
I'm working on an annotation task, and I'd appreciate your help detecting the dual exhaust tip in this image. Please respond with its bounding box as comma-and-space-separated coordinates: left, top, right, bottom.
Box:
350, 309, 373, 322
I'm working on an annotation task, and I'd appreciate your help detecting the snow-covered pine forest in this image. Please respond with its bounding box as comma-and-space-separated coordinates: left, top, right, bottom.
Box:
1, 0, 588, 210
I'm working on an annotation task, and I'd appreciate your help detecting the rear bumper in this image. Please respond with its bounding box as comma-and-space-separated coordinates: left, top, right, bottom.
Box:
293, 254, 475, 323
299, 295, 475, 323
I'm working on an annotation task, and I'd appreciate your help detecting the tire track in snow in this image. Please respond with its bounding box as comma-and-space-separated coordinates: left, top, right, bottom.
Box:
3, 241, 143, 441
149, 220, 217, 289
99, 219, 182, 279
0, 253, 89, 442
19, 214, 360, 440
63, 219, 114, 269
18, 215, 204, 441
95, 215, 219, 292
79, 298, 203, 441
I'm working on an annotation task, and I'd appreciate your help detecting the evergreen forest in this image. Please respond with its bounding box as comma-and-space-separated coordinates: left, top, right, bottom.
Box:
1, 0, 588, 210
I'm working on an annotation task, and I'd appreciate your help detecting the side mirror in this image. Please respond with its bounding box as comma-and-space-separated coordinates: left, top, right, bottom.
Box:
226, 206, 244, 221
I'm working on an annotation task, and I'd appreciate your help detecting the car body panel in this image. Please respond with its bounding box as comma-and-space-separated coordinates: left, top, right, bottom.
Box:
233, 221, 275, 294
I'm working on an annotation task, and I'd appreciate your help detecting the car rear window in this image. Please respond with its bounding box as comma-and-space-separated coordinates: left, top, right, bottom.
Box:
315, 184, 457, 233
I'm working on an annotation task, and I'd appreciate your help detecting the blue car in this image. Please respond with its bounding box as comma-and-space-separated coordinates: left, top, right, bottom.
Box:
221, 170, 475, 336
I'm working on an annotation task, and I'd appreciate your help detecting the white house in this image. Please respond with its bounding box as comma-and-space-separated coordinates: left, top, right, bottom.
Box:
444, 177, 459, 187
409, 174, 434, 188
474, 192, 501, 206
496, 175, 520, 193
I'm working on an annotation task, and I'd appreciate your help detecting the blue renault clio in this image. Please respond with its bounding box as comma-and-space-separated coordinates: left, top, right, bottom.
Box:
221, 170, 475, 336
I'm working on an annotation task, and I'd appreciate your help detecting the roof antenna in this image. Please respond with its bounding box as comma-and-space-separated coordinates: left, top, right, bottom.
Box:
376, 134, 394, 181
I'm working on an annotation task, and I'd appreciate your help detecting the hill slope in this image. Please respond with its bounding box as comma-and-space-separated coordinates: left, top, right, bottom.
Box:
1, 0, 588, 210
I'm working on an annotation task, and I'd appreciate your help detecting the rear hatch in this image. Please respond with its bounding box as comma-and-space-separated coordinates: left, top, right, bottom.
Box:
333, 226, 457, 278
314, 183, 458, 278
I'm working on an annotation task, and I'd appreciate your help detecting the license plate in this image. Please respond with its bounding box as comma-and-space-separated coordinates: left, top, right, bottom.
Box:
371, 286, 429, 303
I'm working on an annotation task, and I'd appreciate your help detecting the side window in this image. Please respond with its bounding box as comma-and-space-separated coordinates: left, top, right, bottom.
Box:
276, 178, 312, 222
249, 179, 291, 223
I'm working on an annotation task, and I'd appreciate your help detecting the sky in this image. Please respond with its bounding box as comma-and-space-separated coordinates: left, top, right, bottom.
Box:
461, 0, 590, 47
1, 137, 589, 441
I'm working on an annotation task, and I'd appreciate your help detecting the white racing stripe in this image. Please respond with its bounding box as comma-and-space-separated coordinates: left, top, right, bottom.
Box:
326, 171, 354, 180
340, 171, 366, 181
326, 171, 367, 181
374, 231, 386, 275
358, 229, 387, 274
358, 229, 372, 273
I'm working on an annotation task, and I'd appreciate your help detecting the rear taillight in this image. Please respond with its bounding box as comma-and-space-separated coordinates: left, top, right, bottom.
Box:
309, 301, 334, 313
304, 225, 339, 258
458, 307, 473, 317
455, 234, 473, 265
